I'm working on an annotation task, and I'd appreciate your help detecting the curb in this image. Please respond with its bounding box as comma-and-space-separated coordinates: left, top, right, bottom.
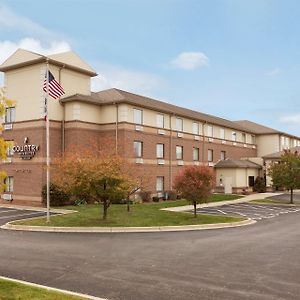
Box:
0, 218, 256, 233
0, 275, 106, 300
0, 204, 76, 214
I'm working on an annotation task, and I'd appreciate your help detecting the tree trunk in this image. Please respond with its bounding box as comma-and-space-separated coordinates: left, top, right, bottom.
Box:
103, 200, 108, 220
290, 188, 294, 204
193, 201, 197, 218
127, 196, 130, 212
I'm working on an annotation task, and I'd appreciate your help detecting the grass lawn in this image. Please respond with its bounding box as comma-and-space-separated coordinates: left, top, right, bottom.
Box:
14, 194, 245, 227
0, 278, 85, 300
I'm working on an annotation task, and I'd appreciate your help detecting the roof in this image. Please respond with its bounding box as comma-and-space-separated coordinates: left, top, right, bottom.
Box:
60, 88, 254, 132
234, 120, 300, 139
214, 159, 262, 169
263, 146, 300, 159
0, 48, 97, 76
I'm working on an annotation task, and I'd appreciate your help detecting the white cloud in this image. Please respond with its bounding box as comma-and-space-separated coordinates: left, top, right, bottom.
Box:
0, 38, 71, 65
280, 114, 300, 125
0, 4, 56, 40
91, 63, 164, 96
265, 67, 281, 76
171, 51, 209, 70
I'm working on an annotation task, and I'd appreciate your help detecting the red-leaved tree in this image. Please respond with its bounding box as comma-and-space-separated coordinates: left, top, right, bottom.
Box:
173, 166, 215, 217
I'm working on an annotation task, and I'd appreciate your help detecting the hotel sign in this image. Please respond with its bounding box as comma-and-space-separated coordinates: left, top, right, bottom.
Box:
12, 137, 40, 160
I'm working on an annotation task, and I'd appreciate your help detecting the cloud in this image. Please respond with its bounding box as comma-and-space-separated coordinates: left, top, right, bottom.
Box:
0, 4, 57, 40
91, 63, 164, 96
171, 51, 209, 70
0, 38, 71, 65
265, 67, 281, 76
280, 114, 300, 125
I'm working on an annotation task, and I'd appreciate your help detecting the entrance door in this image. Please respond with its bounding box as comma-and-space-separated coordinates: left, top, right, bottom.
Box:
224, 177, 232, 194
248, 176, 255, 187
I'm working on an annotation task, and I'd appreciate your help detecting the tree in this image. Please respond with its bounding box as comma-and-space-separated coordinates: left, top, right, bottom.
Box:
173, 166, 215, 217
0, 88, 15, 193
253, 176, 266, 193
268, 150, 300, 204
52, 145, 138, 220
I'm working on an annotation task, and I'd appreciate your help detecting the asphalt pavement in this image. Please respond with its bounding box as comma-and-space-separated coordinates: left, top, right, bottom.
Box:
0, 206, 300, 299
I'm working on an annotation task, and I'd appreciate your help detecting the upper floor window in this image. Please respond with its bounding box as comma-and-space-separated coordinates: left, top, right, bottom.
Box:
5, 107, 16, 123
134, 141, 143, 157
193, 147, 199, 161
176, 118, 183, 132
208, 149, 213, 162
251, 135, 256, 144
133, 108, 142, 125
207, 125, 213, 137
232, 131, 237, 142
5, 176, 14, 192
220, 151, 226, 160
5, 140, 14, 157
242, 133, 246, 143
220, 128, 225, 140
176, 145, 183, 160
192, 122, 199, 135
156, 114, 164, 128
156, 143, 164, 159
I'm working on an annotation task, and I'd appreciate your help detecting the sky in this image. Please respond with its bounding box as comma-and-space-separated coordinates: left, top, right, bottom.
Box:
0, 0, 300, 136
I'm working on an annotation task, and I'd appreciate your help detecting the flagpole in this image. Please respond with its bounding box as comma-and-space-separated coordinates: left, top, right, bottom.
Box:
46, 59, 50, 222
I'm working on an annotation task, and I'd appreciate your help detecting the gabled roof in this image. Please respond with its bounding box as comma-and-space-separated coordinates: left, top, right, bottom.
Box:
263, 146, 300, 159
214, 159, 262, 169
234, 120, 300, 139
0, 48, 97, 76
61, 88, 254, 133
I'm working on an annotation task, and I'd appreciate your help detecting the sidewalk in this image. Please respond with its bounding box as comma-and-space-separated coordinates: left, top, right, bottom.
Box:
162, 192, 284, 212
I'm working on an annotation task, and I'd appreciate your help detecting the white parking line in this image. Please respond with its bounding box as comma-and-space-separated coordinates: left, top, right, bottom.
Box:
216, 209, 227, 215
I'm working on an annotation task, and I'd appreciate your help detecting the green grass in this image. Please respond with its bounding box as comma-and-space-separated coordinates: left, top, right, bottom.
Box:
0, 279, 85, 300
14, 194, 244, 227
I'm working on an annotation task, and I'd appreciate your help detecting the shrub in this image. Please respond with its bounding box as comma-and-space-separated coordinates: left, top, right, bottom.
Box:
139, 190, 152, 202
42, 183, 70, 206
152, 196, 160, 202
253, 176, 266, 193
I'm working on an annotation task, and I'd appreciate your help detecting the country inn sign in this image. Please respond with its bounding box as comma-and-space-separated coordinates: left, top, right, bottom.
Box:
12, 137, 40, 160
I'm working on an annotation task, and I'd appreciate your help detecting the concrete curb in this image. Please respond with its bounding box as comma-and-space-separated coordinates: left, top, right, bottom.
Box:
0, 218, 256, 233
0, 204, 76, 214
0, 275, 106, 300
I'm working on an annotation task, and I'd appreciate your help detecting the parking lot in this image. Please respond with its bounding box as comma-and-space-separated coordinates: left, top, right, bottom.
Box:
195, 203, 300, 220
0, 207, 54, 226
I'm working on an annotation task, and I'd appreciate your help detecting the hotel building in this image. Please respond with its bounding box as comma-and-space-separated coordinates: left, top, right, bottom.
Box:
1, 49, 300, 206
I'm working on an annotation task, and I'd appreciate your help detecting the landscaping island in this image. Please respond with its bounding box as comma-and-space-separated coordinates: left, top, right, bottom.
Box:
13, 194, 245, 227
0, 278, 86, 300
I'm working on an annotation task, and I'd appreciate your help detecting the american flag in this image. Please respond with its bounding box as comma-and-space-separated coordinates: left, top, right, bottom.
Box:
43, 70, 65, 99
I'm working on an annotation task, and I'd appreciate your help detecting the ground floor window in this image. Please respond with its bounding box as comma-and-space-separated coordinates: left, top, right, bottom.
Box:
193, 147, 199, 161
5, 176, 14, 192
156, 176, 164, 192
248, 176, 255, 187
220, 151, 226, 160
208, 149, 213, 162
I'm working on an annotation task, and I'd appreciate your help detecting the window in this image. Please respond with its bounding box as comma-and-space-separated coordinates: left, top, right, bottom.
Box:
232, 131, 237, 142
293, 139, 297, 147
6, 140, 14, 157
176, 145, 183, 160
242, 133, 246, 143
207, 125, 213, 137
208, 149, 213, 162
156, 176, 164, 192
133, 108, 142, 124
220, 128, 225, 140
192, 122, 199, 135
248, 176, 255, 187
220, 151, 226, 160
251, 135, 256, 144
156, 144, 164, 158
5, 176, 14, 192
156, 114, 164, 128
176, 118, 183, 132
5, 107, 16, 123
193, 147, 199, 161
134, 141, 143, 157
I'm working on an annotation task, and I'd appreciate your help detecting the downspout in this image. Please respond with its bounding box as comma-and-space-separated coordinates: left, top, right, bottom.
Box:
202, 121, 206, 164
59, 65, 65, 156
169, 114, 173, 190
115, 103, 119, 155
